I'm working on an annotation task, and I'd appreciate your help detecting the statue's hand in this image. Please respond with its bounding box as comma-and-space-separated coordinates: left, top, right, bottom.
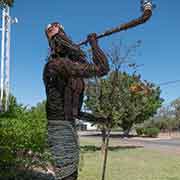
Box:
87, 33, 98, 47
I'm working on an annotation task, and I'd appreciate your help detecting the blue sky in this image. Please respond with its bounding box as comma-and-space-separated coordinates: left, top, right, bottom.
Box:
1, 0, 180, 106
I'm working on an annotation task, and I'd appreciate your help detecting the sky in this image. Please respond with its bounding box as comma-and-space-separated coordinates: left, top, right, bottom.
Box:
1, 0, 180, 107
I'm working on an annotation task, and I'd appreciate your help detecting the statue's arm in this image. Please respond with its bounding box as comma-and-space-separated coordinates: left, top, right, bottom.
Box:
50, 34, 109, 79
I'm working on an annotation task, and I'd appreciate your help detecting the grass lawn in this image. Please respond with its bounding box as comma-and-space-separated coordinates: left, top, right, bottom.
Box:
79, 137, 180, 180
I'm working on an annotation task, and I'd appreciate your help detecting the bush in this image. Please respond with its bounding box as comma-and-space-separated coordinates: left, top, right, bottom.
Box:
136, 127, 145, 136
0, 115, 48, 177
144, 127, 160, 138
0, 97, 48, 177
0, 117, 47, 152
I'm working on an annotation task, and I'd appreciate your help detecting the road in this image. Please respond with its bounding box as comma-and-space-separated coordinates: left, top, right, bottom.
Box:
129, 138, 180, 147
79, 131, 180, 154
126, 137, 180, 153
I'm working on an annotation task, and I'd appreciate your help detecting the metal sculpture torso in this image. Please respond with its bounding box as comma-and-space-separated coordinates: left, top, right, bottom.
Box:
43, 35, 109, 121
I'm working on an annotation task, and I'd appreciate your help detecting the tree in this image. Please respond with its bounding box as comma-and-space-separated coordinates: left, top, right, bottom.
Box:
84, 41, 143, 180
0, 91, 26, 118
171, 98, 180, 129
85, 40, 141, 142
29, 100, 46, 119
152, 105, 175, 132
85, 41, 163, 136
120, 76, 163, 136
84, 41, 163, 180
85, 71, 163, 136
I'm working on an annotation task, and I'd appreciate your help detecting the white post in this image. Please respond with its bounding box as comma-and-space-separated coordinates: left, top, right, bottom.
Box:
0, 7, 6, 111
5, 6, 11, 111
0, 4, 17, 112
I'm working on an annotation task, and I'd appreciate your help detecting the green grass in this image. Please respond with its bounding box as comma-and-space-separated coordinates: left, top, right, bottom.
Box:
79, 137, 180, 180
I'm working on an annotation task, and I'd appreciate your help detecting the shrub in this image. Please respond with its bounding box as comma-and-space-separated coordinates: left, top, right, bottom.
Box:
136, 127, 145, 136
0, 115, 48, 177
0, 117, 47, 152
0, 97, 48, 177
144, 127, 160, 138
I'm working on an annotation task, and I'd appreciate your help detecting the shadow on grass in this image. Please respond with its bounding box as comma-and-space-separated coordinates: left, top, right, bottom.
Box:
80, 145, 143, 153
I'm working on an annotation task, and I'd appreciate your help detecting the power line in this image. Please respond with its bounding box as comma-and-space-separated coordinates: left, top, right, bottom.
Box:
158, 80, 180, 86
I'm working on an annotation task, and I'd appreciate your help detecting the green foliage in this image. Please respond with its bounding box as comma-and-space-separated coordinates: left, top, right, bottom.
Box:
171, 98, 180, 128
0, 100, 48, 177
85, 41, 163, 180
154, 118, 178, 131
0, 90, 28, 118
85, 41, 163, 137
85, 71, 163, 135
143, 127, 160, 138
0, 117, 47, 152
28, 100, 46, 120
136, 124, 160, 137
118, 73, 163, 134
136, 127, 145, 136
0, 117, 47, 165
152, 104, 180, 132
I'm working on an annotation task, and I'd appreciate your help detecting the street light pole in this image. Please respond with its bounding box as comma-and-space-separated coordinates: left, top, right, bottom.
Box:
0, 4, 17, 112
4, 6, 11, 111
0, 6, 6, 111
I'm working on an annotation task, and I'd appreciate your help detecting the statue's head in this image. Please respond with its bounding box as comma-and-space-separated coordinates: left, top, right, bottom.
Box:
45, 22, 65, 40
45, 22, 68, 55
45, 22, 86, 61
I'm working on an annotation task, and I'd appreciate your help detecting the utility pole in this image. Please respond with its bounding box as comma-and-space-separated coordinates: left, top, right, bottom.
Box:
0, 4, 17, 112
4, 5, 10, 112
0, 6, 6, 112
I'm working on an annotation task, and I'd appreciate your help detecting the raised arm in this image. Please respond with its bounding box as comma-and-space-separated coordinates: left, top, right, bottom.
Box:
89, 33, 109, 69
49, 33, 109, 79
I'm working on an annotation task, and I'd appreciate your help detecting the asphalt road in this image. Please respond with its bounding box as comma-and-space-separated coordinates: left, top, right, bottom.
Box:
126, 138, 180, 154
79, 131, 180, 151
129, 138, 180, 147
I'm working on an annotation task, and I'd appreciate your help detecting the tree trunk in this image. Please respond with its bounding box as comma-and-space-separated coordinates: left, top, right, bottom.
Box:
122, 123, 133, 137
101, 127, 106, 153
123, 127, 131, 137
101, 129, 111, 180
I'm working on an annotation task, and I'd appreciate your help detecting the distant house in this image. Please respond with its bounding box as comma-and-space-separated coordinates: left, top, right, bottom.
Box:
76, 120, 97, 131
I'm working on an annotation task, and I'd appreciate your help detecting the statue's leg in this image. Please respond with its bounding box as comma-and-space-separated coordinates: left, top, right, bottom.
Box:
47, 120, 80, 180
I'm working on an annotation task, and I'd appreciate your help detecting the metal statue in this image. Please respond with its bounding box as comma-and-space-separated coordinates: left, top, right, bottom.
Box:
43, 23, 109, 180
